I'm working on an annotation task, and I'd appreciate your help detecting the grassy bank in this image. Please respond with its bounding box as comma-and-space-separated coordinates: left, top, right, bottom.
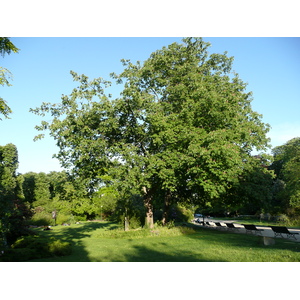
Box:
4, 221, 300, 262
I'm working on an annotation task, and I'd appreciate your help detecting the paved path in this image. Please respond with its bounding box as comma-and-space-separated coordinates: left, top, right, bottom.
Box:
193, 218, 300, 242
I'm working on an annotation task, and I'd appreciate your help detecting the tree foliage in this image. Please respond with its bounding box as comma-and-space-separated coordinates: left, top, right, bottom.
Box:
0, 144, 32, 248
0, 37, 19, 120
31, 38, 271, 228
271, 137, 300, 211
22, 170, 96, 220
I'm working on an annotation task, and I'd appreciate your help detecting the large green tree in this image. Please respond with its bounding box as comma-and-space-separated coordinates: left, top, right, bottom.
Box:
0, 37, 19, 120
31, 38, 271, 228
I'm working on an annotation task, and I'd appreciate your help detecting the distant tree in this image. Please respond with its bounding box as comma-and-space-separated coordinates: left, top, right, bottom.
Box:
51, 179, 94, 219
0, 37, 19, 120
224, 156, 274, 215
92, 175, 119, 220
22, 172, 37, 204
31, 38, 271, 228
47, 171, 69, 199
271, 137, 300, 178
271, 137, 300, 213
22, 170, 96, 220
32, 172, 51, 208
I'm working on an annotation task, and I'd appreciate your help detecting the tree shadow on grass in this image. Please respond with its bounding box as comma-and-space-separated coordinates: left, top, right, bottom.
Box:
183, 225, 300, 260
29, 223, 300, 262
98, 243, 225, 262
29, 221, 119, 262
49, 221, 119, 241
33, 222, 226, 262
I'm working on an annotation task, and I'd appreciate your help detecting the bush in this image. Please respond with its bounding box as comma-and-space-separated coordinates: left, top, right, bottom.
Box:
48, 240, 72, 256
166, 220, 175, 229
276, 214, 290, 225
0, 235, 72, 261
30, 212, 52, 226
173, 204, 194, 222
74, 215, 87, 222
275, 215, 300, 227
0, 248, 38, 262
56, 213, 74, 225
12, 235, 40, 249
129, 214, 142, 229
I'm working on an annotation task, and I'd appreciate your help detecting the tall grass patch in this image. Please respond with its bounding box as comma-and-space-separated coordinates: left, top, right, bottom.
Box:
93, 225, 196, 239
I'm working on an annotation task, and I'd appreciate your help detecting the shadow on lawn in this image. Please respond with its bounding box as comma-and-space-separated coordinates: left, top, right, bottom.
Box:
99, 243, 221, 262
33, 222, 221, 262
185, 225, 300, 254
46, 222, 216, 262
30, 221, 119, 262
49, 221, 119, 240
31, 222, 300, 262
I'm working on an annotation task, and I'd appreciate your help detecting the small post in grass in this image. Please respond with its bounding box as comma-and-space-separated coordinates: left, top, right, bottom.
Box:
262, 236, 275, 246
124, 207, 129, 231
52, 210, 57, 226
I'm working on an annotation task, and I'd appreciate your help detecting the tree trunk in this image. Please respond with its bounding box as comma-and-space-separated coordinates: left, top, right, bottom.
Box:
124, 216, 130, 231
145, 205, 154, 229
162, 191, 171, 226
124, 208, 129, 231
143, 186, 154, 229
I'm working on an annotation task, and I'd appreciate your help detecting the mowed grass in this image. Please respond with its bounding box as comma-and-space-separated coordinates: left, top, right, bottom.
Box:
28, 221, 300, 262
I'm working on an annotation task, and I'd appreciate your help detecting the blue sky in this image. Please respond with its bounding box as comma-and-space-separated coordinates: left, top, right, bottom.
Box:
1, 37, 299, 174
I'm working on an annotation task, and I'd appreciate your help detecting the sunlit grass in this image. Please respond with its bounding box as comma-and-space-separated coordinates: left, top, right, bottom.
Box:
26, 221, 300, 262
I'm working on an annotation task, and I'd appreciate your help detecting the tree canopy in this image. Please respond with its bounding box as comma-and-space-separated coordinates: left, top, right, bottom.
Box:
31, 37, 271, 228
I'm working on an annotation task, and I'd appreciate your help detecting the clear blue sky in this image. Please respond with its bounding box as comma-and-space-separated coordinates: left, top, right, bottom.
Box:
1, 37, 299, 174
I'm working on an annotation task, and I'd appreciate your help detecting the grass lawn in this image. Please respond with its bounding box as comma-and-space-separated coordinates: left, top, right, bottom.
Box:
24, 221, 300, 262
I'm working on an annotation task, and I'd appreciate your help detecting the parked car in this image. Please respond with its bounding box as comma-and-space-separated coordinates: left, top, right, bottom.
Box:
194, 214, 203, 218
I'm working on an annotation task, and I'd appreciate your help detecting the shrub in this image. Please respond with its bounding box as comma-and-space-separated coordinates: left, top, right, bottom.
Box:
276, 214, 290, 225
48, 240, 72, 256
166, 220, 175, 229
30, 212, 52, 226
3, 236, 50, 261
0, 248, 38, 262
173, 204, 194, 222
277, 215, 300, 227
56, 213, 73, 225
129, 214, 142, 229
74, 215, 87, 222
0, 235, 72, 261
12, 235, 39, 249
